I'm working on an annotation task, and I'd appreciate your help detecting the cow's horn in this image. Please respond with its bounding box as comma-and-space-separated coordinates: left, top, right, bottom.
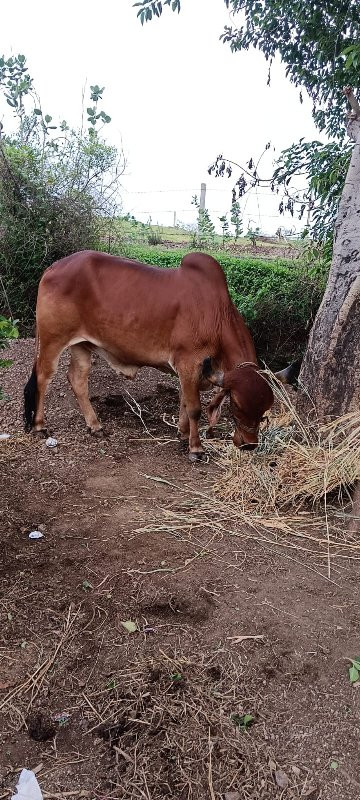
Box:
274, 359, 302, 388
202, 357, 224, 387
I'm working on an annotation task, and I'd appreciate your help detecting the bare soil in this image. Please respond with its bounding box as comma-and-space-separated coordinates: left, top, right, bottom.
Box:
1, 340, 359, 800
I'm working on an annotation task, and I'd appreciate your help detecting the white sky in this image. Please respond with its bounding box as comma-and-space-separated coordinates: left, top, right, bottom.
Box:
1, 0, 323, 234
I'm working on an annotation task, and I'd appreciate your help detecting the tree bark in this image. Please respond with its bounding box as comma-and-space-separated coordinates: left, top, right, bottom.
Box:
297, 89, 360, 421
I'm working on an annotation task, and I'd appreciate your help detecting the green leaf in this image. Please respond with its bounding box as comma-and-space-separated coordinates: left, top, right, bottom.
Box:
82, 579, 93, 591
171, 671, 183, 683
44, 114, 52, 124
121, 619, 138, 633
231, 712, 254, 730
34, 108, 42, 115
349, 664, 359, 683
330, 760, 339, 770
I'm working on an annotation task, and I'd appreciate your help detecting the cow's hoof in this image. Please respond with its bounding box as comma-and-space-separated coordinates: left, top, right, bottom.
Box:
205, 428, 214, 439
88, 427, 104, 437
32, 428, 48, 439
188, 451, 205, 463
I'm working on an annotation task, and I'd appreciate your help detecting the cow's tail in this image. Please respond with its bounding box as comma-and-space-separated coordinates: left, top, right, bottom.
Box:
24, 326, 39, 432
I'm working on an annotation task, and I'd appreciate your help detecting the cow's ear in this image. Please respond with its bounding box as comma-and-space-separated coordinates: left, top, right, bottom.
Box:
202, 357, 225, 387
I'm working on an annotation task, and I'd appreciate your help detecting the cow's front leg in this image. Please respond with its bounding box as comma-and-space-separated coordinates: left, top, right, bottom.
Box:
178, 390, 190, 451
179, 376, 204, 461
206, 389, 227, 438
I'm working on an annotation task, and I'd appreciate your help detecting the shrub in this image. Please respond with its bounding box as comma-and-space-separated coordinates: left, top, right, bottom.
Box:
0, 316, 19, 399
147, 230, 163, 245
0, 55, 124, 326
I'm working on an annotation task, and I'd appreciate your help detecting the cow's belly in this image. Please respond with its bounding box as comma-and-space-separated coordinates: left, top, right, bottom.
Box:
91, 345, 176, 379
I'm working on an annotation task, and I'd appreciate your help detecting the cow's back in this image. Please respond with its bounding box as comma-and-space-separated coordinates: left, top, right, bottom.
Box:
37, 250, 232, 329
35, 251, 237, 365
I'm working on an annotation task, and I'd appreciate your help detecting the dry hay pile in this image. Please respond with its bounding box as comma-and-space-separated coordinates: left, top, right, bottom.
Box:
138, 386, 360, 583
141, 385, 360, 583
212, 407, 360, 514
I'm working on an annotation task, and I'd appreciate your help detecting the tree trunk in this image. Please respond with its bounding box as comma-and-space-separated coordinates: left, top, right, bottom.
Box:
297, 89, 360, 421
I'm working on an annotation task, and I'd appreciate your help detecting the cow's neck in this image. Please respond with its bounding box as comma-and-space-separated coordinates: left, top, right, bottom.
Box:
219, 312, 257, 371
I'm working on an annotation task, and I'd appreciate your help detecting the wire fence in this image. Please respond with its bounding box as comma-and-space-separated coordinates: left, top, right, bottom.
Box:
121, 185, 308, 238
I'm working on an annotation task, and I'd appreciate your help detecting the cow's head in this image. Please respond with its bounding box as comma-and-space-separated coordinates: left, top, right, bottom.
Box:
202, 358, 274, 450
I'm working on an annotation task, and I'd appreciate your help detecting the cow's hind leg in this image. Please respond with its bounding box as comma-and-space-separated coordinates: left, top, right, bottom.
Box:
67, 344, 102, 433
33, 342, 63, 433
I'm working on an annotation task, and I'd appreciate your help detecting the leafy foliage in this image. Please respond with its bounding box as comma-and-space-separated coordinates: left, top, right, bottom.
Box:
191, 195, 216, 248
348, 658, 360, 684
230, 200, 243, 242
246, 226, 261, 247
209, 134, 352, 248
133, 0, 180, 25
231, 712, 254, 731
219, 213, 231, 246
0, 316, 18, 398
273, 139, 352, 242
0, 54, 123, 324
135, 1, 360, 139
220, 0, 360, 140
136, 1, 360, 256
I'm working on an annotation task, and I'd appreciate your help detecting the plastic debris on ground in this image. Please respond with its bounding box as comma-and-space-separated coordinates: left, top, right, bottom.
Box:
0, 433, 11, 440
11, 769, 43, 800
45, 437, 57, 448
28, 531, 44, 540
54, 712, 71, 725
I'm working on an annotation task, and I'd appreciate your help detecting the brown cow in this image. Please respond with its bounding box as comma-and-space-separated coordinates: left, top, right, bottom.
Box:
23, 251, 293, 459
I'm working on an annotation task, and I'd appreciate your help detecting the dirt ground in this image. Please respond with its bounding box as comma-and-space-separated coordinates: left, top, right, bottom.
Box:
1, 340, 360, 800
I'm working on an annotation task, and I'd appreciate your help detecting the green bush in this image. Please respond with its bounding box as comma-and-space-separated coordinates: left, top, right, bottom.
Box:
115, 244, 323, 366
0, 55, 123, 327
0, 316, 19, 399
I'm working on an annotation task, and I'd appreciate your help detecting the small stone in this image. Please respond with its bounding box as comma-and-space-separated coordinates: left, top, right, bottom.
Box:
292, 765, 301, 777
275, 769, 289, 789
224, 793, 240, 800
